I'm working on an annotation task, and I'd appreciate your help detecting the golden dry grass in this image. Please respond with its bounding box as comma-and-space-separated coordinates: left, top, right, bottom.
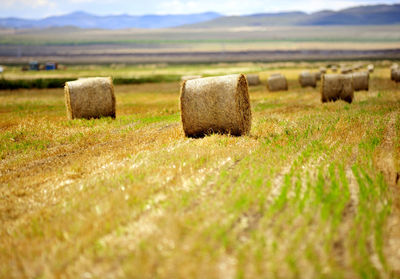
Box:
1, 65, 400, 278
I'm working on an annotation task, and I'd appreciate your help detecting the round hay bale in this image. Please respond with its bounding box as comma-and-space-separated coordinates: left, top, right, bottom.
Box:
393, 69, 400, 83
314, 71, 322, 81
299, 71, 317, 88
321, 74, 354, 104
180, 74, 252, 138
341, 67, 352, 74
64, 77, 116, 120
367, 64, 374, 73
391, 64, 399, 81
352, 71, 369, 91
319, 67, 327, 74
246, 74, 261, 86
267, 74, 288, 92
181, 75, 202, 81
331, 65, 338, 73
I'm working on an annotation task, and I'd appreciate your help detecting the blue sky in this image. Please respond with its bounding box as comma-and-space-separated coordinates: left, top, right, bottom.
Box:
1, 0, 399, 18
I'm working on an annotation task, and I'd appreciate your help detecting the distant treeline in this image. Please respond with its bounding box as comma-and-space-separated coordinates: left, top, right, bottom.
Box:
0, 75, 181, 90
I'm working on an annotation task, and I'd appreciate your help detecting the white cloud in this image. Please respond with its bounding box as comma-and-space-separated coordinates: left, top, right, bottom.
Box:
2, 0, 55, 8
67, 0, 95, 3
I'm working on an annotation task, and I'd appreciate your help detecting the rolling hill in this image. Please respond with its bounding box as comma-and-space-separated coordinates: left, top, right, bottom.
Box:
0, 11, 221, 29
185, 4, 400, 28
0, 4, 400, 30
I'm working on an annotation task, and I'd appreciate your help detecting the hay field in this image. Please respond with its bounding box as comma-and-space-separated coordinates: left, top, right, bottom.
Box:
1, 65, 400, 278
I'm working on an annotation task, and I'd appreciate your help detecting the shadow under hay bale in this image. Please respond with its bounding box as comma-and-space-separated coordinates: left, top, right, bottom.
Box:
246, 74, 261, 86
267, 74, 288, 92
352, 71, 369, 91
299, 71, 317, 88
181, 75, 202, 81
64, 77, 116, 120
321, 74, 354, 104
180, 74, 252, 138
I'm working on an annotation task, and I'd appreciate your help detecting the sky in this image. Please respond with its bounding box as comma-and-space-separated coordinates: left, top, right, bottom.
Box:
1, 0, 399, 18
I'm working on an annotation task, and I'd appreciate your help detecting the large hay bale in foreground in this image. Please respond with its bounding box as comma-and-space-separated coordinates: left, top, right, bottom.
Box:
246, 74, 261, 86
65, 77, 116, 119
367, 64, 374, 73
391, 64, 399, 81
299, 71, 317, 88
181, 75, 202, 81
180, 74, 252, 138
267, 74, 288, 92
352, 71, 369, 91
321, 74, 354, 104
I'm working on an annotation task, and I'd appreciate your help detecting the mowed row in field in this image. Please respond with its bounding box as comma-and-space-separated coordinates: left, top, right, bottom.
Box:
1, 66, 400, 278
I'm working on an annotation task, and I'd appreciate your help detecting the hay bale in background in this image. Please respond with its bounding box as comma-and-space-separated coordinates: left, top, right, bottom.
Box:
367, 64, 374, 73
64, 77, 116, 119
246, 74, 261, 86
331, 66, 338, 73
267, 74, 288, 92
341, 67, 352, 74
353, 64, 362, 71
321, 74, 354, 104
319, 67, 327, 74
352, 71, 369, 91
314, 71, 322, 81
393, 69, 400, 83
391, 64, 399, 81
180, 74, 252, 138
181, 75, 202, 81
299, 71, 317, 88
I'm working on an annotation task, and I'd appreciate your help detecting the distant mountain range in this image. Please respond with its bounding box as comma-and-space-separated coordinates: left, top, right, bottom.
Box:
1, 4, 400, 30
186, 4, 400, 28
0, 11, 221, 29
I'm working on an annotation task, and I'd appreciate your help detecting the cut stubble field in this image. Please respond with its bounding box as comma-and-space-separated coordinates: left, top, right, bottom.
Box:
1, 66, 400, 278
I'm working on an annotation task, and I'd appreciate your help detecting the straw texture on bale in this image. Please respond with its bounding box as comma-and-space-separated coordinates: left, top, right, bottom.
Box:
180, 74, 252, 138
321, 74, 354, 104
267, 74, 288, 92
246, 74, 261, 86
181, 75, 202, 81
391, 64, 399, 81
367, 64, 374, 73
64, 77, 116, 120
299, 71, 317, 88
392, 69, 400, 83
352, 71, 369, 91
